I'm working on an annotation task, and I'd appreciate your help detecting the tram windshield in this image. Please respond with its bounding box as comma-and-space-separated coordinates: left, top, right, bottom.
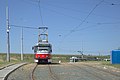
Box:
33, 44, 52, 53
37, 49, 49, 53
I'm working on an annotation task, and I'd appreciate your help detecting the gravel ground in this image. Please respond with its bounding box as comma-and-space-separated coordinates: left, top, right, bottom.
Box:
7, 63, 36, 80
7, 62, 120, 80
34, 63, 120, 80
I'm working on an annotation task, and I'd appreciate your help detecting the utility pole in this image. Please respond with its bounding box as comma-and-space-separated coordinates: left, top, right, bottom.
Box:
78, 51, 84, 59
77, 41, 84, 60
21, 27, 23, 60
38, 27, 41, 43
6, 1, 10, 62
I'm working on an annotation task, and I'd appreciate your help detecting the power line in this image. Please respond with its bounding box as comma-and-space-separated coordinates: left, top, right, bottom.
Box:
42, 2, 95, 17
103, 1, 120, 5
64, 0, 104, 37
38, 0, 44, 25
72, 0, 104, 32
23, 0, 120, 24
75, 24, 98, 32
97, 22, 120, 25
20, 0, 83, 21
20, 0, 120, 22
43, 7, 82, 21
20, 0, 45, 25
10, 24, 48, 30
44, 2, 120, 21
29, 0, 38, 3
10, 25, 39, 29
43, 3, 83, 21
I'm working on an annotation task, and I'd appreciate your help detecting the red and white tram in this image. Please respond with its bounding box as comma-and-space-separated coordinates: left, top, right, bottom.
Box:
33, 42, 52, 63
32, 27, 52, 63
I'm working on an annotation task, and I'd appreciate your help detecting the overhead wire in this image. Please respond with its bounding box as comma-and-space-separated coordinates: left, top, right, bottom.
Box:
41, 2, 87, 19
20, 0, 83, 21
36, 0, 120, 21
20, 0, 38, 5
10, 25, 49, 36
20, 0, 120, 24
18, 0, 120, 54
18, 1, 119, 36
103, 1, 120, 5
42, 6, 82, 21
71, 0, 104, 32
10, 25, 39, 29
74, 24, 98, 32
29, 0, 38, 3
21, 0, 45, 25
17, 0, 120, 38
63, 0, 104, 38
97, 22, 120, 25
38, 0, 44, 26
43, 2, 120, 21
19, 0, 120, 27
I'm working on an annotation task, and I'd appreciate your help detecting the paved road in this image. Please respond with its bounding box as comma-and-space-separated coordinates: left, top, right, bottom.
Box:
34, 63, 120, 80
0, 63, 27, 80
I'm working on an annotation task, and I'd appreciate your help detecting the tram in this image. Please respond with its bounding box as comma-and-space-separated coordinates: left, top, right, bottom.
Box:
32, 27, 52, 63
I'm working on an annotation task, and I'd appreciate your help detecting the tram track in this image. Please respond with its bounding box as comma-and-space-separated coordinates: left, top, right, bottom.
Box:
31, 64, 60, 80
6, 62, 120, 80
48, 64, 60, 80
31, 63, 38, 80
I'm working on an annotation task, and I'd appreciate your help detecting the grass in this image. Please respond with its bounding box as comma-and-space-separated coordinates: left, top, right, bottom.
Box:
0, 53, 76, 67
101, 61, 120, 69
84, 61, 120, 69
0, 53, 34, 68
0, 53, 120, 69
79, 61, 120, 69
52, 54, 73, 62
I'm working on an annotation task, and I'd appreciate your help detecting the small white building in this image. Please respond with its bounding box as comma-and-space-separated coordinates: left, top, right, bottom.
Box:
70, 57, 79, 62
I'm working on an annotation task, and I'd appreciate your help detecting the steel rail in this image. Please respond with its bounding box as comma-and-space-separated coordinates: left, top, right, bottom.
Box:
48, 64, 59, 80
31, 63, 38, 80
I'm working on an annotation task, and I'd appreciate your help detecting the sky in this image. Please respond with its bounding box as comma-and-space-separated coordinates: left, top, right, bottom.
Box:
0, 0, 120, 55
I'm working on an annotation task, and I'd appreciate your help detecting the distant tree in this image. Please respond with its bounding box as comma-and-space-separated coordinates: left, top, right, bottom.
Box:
117, 47, 120, 50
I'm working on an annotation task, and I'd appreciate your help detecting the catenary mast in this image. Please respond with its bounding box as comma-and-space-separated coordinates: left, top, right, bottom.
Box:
6, 0, 10, 62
